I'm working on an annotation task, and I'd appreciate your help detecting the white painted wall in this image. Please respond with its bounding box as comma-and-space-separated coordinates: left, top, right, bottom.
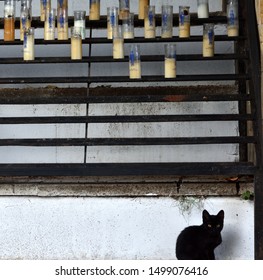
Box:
0, 197, 254, 260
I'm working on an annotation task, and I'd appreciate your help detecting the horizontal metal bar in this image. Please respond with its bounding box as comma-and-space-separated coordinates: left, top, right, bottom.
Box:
0, 114, 254, 125
0, 93, 251, 104
0, 35, 244, 46
0, 74, 249, 85
0, 137, 256, 147
0, 162, 256, 177
0, 54, 246, 65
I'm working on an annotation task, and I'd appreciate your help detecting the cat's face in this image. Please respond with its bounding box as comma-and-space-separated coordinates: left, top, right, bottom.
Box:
202, 209, 224, 235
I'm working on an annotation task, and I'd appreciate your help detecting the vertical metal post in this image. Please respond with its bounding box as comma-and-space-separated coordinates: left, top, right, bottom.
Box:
246, 0, 263, 259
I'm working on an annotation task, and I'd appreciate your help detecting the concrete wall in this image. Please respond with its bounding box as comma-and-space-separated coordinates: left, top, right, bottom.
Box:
0, 197, 254, 260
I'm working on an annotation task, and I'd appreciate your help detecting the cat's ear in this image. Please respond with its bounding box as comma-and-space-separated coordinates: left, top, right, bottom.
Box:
217, 210, 224, 220
202, 209, 210, 222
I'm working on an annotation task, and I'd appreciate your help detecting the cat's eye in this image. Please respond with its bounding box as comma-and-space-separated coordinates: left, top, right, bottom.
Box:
207, 224, 212, 228
216, 224, 221, 228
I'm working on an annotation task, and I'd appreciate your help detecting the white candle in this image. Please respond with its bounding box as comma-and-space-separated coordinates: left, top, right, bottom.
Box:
197, 3, 209, 18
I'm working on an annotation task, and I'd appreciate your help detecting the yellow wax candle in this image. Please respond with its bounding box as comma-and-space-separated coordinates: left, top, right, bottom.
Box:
71, 36, 82, 60
24, 33, 35, 61
44, 21, 55, 40
228, 26, 239, 36
89, 2, 100, 20
139, 0, 149, 19
129, 61, 141, 79
113, 38, 124, 59
58, 21, 69, 40
179, 22, 190, 38
203, 34, 214, 57
4, 17, 15, 41
165, 58, 176, 78
161, 30, 173, 38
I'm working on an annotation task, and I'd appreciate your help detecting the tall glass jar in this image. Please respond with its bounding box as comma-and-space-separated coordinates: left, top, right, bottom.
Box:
122, 13, 134, 39
89, 0, 100, 20
227, 0, 239, 36
129, 45, 141, 79
71, 27, 82, 60
74, 11, 86, 39
161, 5, 173, 38
20, 0, 32, 41
107, 7, 118, 39
4, 0, 16, 41
112, 25, 124, 59
23, 27, 35, 61
44, 8, 56, 40
138, 0, 149, 20
40, 0, 51, 22
57, 0, 68, 40
179, 6, 190, 38
203, 23, 214, 57
144, 5, 156, 38
119, 0, 130, 20
164, 44, 176, 78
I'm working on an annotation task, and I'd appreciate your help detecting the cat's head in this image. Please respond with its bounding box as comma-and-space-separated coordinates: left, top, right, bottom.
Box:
202, 209, 224, 235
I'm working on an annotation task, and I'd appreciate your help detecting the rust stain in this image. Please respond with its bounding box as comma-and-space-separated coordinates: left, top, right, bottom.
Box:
163, 95, 186, 102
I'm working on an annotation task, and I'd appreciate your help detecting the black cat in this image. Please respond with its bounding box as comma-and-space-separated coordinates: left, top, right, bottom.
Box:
175, 209, 224, 260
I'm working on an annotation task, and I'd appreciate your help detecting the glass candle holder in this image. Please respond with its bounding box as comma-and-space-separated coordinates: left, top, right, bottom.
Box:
144, 5, 156, 38
227, 0, 239, 36
89, 0, 100, 20
112, 25, 124, 59
74, 10, 86, 39
179, 6, 190, 38
57, 0, 68, 9
107, 7, 119, 39
161, 5, 173, 38
4, 0, 16, 41
71, 27, 82, 60
40, 0, 51, 21
20, 0, 32, 41
203, 23, 214, 57
129, 45, 141, 79
119, 0, 130, 20
123, 13, 134, 39
57, 7, 68, 40
164, 44, 176, 78
197, 0, 209, 18
23, 27, 35, 61
44, 8, 56, 40
139, 0, 149, 20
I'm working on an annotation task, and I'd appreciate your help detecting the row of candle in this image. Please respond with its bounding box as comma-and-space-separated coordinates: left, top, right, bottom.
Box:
2, 0, 239, 42
22, 23, 214, 77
